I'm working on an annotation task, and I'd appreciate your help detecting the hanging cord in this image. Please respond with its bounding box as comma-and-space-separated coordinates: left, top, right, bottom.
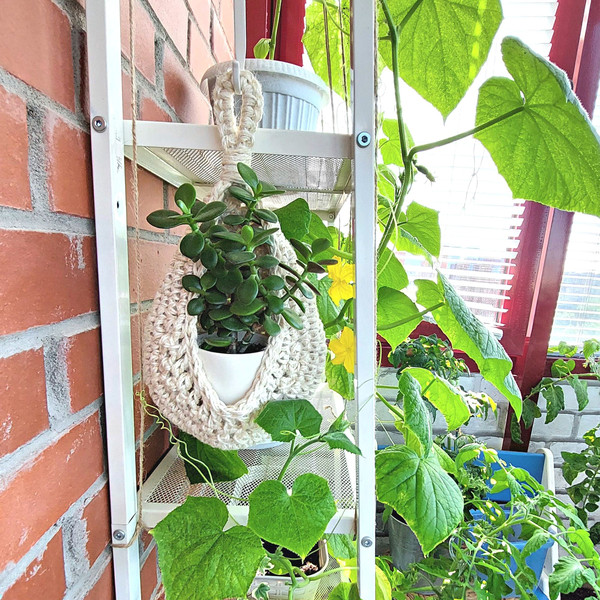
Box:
337, 0, 350, 133
322, 1, 336, 132
112, 0, 146, 550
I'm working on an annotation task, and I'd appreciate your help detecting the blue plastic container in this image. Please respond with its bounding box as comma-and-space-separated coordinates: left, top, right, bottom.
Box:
485, 450, 546, 503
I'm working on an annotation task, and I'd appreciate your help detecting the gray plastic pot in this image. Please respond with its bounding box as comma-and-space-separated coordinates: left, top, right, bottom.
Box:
202, 59, 328, 131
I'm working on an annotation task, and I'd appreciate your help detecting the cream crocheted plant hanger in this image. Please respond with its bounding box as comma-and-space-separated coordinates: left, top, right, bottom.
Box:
144, 68, 327, 450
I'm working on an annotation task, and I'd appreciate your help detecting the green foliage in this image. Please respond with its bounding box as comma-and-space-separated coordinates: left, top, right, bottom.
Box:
377, 287, 420, 349
378, 0, 502, 117
329, 582, 360, 600
178, 431, 248, 484
254, 399, 322, 442
475, 38, 600, 217
326, 354, 354, 399
549, 556, 596, 600
248, 473, 336, 558
376, 445, 464, 553
398, 371, 433, 455
147, 163, 336, 353
151, 496, 265, 600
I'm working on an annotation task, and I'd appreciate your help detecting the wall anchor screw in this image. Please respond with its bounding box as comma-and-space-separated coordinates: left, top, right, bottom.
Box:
92, 116, 107, 132
113, 530, 126, 541
356, 131, 371, 148
360, 536, 373, 548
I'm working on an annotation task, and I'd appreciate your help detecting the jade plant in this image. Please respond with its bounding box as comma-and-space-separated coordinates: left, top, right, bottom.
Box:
146, 163, 335, 353
148, 399, 361, 600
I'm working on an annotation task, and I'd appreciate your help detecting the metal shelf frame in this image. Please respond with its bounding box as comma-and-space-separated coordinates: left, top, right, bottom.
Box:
86, 0, 376, 599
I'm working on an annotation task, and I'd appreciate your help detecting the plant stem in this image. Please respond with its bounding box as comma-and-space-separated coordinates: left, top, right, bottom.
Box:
377, 392, 404, 422
407, 106, 525, 163
268, 0, 283, 60
323, 298, 354, 329
277, 438, 296, 482
378, 302, 444, 331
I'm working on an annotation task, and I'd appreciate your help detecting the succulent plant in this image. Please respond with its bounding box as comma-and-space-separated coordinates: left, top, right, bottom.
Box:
147, 163, 336, 353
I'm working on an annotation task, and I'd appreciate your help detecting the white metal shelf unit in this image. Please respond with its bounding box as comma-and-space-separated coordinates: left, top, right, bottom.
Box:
123, 122, 354, 218
86, 0, 377, 598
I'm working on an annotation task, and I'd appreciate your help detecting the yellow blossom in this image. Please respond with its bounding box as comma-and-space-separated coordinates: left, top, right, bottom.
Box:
329, 327, 355, 374
327, 262, 355, 305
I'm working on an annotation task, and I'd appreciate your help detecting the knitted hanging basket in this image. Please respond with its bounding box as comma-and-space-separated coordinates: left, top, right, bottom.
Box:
143, 69, 327, 450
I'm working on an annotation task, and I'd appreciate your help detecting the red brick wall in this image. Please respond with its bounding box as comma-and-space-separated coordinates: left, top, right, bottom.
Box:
0, 0, 233, 598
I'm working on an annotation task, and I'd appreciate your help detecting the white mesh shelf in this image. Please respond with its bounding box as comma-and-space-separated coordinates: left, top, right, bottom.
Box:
141, 441, 357, 532
124, 121, 354, 217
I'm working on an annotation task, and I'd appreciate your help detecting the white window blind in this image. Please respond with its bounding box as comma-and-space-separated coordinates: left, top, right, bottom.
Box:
380, 1, 558, 334
549, 89, 600, 347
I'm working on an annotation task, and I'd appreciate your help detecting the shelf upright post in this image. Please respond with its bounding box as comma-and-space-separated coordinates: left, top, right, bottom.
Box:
352, 0, 377, 598
86, 0, 141, 598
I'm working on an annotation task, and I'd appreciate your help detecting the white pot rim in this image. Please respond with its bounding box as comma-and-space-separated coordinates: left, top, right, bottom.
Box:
202, 59, 328, 99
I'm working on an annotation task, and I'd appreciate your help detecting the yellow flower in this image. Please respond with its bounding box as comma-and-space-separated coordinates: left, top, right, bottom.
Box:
329, 327, 355, 374
327, 262, 354, 305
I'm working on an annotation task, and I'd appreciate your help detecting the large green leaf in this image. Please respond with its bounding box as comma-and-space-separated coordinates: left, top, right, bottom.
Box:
404, 367, 471, 430
377, 286, 421, 350
379, 0, 502, 117
379, 118, 414, 167
247, 473, 336, 558
273, 198, 311, 241
329, 582, 360, 600
178, 432, 248, 484
398, 372, 432, 456
304, 0, 351, 103
416, 275, 522, 418
152, 497, 264, 600
475, 37, 600, 217
549, 556, 596, 600
378, 248, 408, 290
254, 399, 322, 442
541, 382, 565, 424
376, 446, 463, 553
393, 202, 441, 259
326, 355, 354, 399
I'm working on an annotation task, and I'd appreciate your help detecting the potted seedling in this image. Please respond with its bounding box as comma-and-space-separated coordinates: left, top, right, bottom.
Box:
146, 162, 335, 405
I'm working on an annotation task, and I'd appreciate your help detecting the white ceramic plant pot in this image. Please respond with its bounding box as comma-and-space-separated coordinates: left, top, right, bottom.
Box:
202, 59, 328, 131
199, 348, 264, 406
248, 540, 329, 600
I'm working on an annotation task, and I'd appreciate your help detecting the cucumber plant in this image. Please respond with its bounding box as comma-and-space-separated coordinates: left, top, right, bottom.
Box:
147, 163, 335, 353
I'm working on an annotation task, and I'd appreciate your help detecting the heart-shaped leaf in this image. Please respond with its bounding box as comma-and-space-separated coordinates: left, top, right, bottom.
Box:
376, 446, 463, 554
475, 37, 600, 217
379, 0, 502, 117
152, 496, 264, 600
255, 399, 322, 442
247, 473, 336, 558
377, 286, 421, 349
274, 198, 312, 241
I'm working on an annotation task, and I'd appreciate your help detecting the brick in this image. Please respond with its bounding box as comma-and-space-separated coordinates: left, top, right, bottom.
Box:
120, 0, 156, 83
577, 413, 600, 437
85, 562, 115, 600
189, 0, 211, 42
0, 350, 48, 458
0, 0, 75, 109
0, 414, 104, 570
0, 230, 98, 336
131, 311, 151, 375
127, 236, 178, 303
219, 0, 235, 50
4, 530, 66, 600
163, 46, 210, 124
122, 71, 133, 120
137, 427, 170, 480
212, 17, 233, 63
147, 0, 189, 58
531, 413, 575, 441
125, 161, 165, 230
66, 328, 104, 412
140, 95, 171, 122
0, 86, 30, 210
189, 23, 215, 85
46, 112, 94, 219
141, 546, 158, 600
82, 484, 111, 566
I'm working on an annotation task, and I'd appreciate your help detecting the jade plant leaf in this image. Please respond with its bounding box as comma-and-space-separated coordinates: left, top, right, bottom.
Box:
375, 445, 463, 554
416, 275, 522, 418
152, 496, 264, 600
254, 399, 322, 442
397, 372, 432, 456
378, 248, 408, 290
377, 286, 421, 350
379, 0, 502, 117
475, 37, 600, 217
274, 198, 312, 241
403, 367, 471, 431
247, 473, 336, 558
174, 182, 197, 210
178, 432, 248, 484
